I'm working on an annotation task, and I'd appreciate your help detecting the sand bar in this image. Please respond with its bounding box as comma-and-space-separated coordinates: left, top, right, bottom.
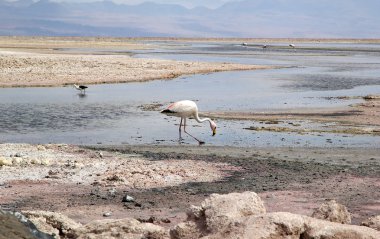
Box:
0, 50, 271, 87
0, 37, 272, 87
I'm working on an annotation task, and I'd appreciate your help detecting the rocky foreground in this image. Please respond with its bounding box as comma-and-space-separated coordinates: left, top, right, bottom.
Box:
1, 191, 379, 239
0, 143, 379, 238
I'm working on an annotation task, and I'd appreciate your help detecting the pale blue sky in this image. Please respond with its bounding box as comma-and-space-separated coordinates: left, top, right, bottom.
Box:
3, 0, 380, 37
51, 0, 239, 8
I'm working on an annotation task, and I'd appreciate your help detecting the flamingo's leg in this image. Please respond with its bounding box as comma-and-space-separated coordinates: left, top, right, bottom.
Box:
183, 118, 205, 145
178, 118, 183, 141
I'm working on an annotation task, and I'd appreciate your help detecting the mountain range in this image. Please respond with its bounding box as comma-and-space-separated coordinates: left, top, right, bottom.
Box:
0, 0, 379, 38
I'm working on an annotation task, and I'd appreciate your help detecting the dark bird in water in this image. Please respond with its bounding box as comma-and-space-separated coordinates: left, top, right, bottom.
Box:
161, 100, 217, 145
73, 84, 88, 94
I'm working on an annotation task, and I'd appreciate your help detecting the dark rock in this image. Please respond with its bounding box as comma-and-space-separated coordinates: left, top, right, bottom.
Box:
161, 218, 171, 223
103, 212, 112, 217
0, 209, 54, 239
122, 195, 135, 202
137, 216, 157, 223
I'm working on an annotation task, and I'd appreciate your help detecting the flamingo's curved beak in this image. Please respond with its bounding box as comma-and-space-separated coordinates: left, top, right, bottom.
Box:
212, 128, 216, 136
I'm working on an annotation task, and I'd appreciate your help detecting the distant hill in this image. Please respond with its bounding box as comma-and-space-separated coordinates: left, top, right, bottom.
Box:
0, 0, 379, 38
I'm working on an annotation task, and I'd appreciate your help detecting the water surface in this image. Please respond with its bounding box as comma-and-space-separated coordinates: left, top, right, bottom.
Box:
1, 41, 380, 147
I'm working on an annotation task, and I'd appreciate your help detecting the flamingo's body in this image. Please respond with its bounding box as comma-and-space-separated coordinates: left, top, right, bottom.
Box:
289, 44, 295, 48
161, 100, 216, 144
73, 84, 88, 94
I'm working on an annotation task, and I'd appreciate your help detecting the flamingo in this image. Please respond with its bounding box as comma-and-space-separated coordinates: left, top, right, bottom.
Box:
73, 84, 88, 94
289, 44, 295, 48
161, 100, 217, 144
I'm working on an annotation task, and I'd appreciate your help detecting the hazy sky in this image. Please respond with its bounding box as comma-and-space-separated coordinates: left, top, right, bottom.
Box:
3, 0, 379, 38
51, 0, 239, 8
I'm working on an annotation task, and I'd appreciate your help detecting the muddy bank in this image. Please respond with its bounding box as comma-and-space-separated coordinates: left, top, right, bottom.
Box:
203, 96, 380, 136
207, 97, 380, 125
1, 143, 379, 228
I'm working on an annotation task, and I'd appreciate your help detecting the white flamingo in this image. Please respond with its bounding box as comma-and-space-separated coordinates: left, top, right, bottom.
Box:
73, 84, 88, 94
161, 100, 217, 144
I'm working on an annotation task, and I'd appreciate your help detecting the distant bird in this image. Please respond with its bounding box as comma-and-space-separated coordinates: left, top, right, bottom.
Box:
242, 42, 248, 46
73, 84, 88, 94
262, 44, 267, 49
161, 100, 217, 144
289, 44, 295, 48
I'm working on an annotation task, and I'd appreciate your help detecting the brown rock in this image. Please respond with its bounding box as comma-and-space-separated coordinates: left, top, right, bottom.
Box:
201, 212, 379, 239
170, 206, 208, 239
23, 210, 82, 238
311, 199, 351, 224
75, 218, 168, 239
170, 191, 265, 238
170, 221, 203, 239
171, 192, 379, 239
361, 215, 380, 231
186, 205, 204, 221
200, 191, 266, 233
306, 214, 379, 239
0, 210, 39, 239
225, 212, 380, 239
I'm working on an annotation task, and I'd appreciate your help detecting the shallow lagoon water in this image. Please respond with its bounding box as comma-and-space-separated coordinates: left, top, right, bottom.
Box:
1, 42, 380, 147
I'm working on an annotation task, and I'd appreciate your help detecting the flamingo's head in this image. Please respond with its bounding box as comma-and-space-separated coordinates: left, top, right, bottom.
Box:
210, 120, 217, 136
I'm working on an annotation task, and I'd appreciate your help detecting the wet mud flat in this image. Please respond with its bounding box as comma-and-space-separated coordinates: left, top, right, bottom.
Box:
1, 144, 379, 228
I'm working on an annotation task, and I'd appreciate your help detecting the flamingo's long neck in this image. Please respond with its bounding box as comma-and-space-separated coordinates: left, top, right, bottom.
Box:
194, 111, 211, 124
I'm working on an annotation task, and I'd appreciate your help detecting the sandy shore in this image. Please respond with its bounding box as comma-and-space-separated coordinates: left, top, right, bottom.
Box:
0, 51, 268, 87
0, 37, 271, 87
0, 51, 269, 87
